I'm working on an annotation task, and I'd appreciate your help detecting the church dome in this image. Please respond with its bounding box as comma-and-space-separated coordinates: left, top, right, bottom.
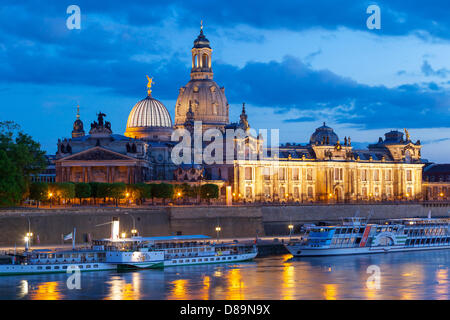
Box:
175, 80, 229, 130
310, 122, 339, 145
125, 95, 173, 141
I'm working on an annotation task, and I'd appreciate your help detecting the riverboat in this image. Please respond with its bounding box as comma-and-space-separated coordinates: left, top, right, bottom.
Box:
286, 217, 450, 257
94, 235, 258, 267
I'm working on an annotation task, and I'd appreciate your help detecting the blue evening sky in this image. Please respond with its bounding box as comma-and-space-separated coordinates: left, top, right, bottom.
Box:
1, 1, 449, 162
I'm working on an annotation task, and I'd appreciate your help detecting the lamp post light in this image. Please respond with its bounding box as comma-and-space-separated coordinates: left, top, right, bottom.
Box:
121, 232, 127, 239
125, 192, 130, 206
215, 226, 221, 242
48, 192, 53, 208
288, 224, 294, 240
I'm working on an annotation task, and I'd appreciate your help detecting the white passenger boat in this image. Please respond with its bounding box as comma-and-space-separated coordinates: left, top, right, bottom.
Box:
94, 235, 258, 267
0, 244, 165, 276
286, 217, 450, 257
0, 249, 115, 276
0, 219, 164, 276
0, 218, 256, 275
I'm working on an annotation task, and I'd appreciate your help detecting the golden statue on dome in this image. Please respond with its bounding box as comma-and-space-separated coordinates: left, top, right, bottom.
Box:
146, 75, 154, 96
404, 128, 410, 141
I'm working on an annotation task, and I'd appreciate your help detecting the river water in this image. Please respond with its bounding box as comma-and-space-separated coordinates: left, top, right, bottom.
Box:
0, 250, 449, 300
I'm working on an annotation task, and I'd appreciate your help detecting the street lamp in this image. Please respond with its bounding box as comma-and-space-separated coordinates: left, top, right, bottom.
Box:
215, 226, 221, 242
121, 232, 127, 239
48, 192, 53, 208
288, 224, 294, 240
125, 192, 130, 206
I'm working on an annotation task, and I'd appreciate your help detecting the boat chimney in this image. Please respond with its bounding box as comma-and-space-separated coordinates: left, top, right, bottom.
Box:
111, 217, 120, 240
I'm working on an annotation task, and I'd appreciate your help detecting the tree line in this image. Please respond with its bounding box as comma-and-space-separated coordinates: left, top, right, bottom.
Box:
0, 122, 46, 207
29, 182, 220, 207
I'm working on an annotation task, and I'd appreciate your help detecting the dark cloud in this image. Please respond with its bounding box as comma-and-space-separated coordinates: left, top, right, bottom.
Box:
213, 56, 450, 129
421, 60, 450, 78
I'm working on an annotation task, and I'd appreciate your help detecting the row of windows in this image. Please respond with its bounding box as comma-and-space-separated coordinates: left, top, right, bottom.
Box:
406, 238, 450, 246
172, 256, 238, 264
36, 264, 100, 270
244, 168, 412, 183
166, 247, 211, 254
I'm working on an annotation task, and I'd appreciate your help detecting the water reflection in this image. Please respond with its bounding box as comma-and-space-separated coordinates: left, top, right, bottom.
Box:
107, 272, 142, 300
0, 250, 448, 300
323, 284, 338, 300
30, 281, 61, 300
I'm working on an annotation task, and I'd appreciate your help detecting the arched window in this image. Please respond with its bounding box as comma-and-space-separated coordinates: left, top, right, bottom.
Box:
194, 55, 199, 68
202, 54, 209, 68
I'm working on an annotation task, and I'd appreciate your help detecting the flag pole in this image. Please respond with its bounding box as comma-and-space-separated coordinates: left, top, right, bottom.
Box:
72, 227, 76, 250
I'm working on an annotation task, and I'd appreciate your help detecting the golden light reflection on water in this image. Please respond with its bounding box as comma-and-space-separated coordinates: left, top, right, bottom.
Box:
168, 279, 189, 300
201, 275, 211, 300
225, 268, 245, 300
106, 273, 141, 300
323, 284, 338, 300
399, 264, 424, 300
282, 263, 295, 300
30, 281, 61, 300
435, 268, 448, 299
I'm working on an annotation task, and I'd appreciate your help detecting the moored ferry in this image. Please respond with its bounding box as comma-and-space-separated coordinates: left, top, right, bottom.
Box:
0, 242, 165, 276
94, 235, 258, 267
0, 218, 257, 275
286, 217, 450, 257
0, 249, 115, 276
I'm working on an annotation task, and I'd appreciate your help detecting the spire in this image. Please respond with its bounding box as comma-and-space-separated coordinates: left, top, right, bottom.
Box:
239, 102, 249, 130
146, 75, 154, 96
200, 19, 203, 34
184, 101, 195, 133
72, 105, 85, 138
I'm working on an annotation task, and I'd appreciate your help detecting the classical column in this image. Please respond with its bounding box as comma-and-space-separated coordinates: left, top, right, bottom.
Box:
111, 167, 116, 183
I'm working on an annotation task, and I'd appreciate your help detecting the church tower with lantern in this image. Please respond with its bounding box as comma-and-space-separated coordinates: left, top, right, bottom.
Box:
175, 22, 229, 132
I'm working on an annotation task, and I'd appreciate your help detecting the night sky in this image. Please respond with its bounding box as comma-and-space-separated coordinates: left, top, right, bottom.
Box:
1, 1, 449, 162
